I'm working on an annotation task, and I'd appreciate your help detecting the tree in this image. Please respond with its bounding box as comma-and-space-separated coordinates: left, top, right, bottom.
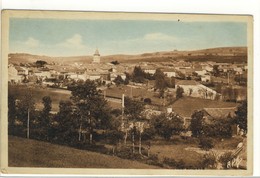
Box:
70, 80, 112, 143
212, 65, 220, 77
190, 111, 204, 137
35, 60, 47, 68
124, 97, 144, 121
132, 66, 145, 83
154, 69, 168, 98
54, 100, 78, 144
235, 100, 247, 133
124, 97, 145, 152
16, 88, 35, 138
8, 95, 16, 134
41, 96, 52, 141
114, 75, 124, 86
151, 113, 184, 140
110, 60, 119, 65
176, 86, 184, 99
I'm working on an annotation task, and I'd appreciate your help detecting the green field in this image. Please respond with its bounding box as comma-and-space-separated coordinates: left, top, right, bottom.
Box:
8, 136, 159, 168
9, 85, 71, 112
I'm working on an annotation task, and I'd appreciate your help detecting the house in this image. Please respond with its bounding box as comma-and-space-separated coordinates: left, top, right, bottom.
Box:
170, 97, 238, 130
201, 107, 238, 135
8, 65, 24, 83
161, 68, 176, 77
201, 75, 211, 82
86, 73, 101, 81
201, 107, 236, 124
143, 68, 156, 75
194, 69, 207, 76
176, 80, 218, 100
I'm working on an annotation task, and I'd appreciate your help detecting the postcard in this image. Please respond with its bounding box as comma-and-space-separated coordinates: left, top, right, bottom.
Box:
0, 10, 253, 176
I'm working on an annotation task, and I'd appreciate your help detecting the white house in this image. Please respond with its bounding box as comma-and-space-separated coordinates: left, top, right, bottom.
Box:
8, 65, 24, 83
176, 80, 217, 100
162, 68, 176, 77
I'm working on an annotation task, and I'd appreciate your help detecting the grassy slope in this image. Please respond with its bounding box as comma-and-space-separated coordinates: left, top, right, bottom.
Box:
8, 136, 159, 168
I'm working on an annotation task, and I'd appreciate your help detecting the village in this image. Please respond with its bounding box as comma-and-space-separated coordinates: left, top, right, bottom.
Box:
8, 48, 248, 169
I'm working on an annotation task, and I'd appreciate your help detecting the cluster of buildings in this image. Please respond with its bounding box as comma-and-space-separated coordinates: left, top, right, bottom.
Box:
8, 49, 129, 86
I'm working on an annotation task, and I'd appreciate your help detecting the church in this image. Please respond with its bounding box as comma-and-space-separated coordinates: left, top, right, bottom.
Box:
92, 49, 101, 63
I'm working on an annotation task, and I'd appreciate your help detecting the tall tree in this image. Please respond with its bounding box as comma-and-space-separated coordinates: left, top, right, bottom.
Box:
235, 100, 247, 133
132, 66, 145, 83
54, 100, 78, 144
176, 86, 184, 99
16, 88, 35, 138
212, 65, 220, 77
124, 97, 145, 152
190, 110, 204, 137
151, 113, 184, 140
8, 95, 16, 134
41, 96, 52, 141
114, 75, 124, 86
154, 69, 168, 97
70, 80, 111, 144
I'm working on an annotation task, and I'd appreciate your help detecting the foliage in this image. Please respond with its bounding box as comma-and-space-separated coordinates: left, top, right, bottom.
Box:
110, 60, 119, 65
154, 69, 168, 97
199, 137, 214, 151
53, 100, 78, 144
212, 65, 220, 77
8, 95, 16, 129
163, 158, 186, 169
132, 66, 146, 83
35, 60, 47, 68
143, 98, 152, 104
114, 75, 124, 86
190, 110, 204, 137
40, 96, 52, 140
16, 89, 35, 127
150, 113, 184, 140
69, 80, 112, 142
235, 100, 247, 133
202, 151, 218, 169
176, 86, 184, 99
124, 97, 144, 120
219, 151, 233, 169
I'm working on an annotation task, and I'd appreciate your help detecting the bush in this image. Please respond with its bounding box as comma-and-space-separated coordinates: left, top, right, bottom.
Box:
202, 151, 218, 169
163, 158, 186, 169
219, 151, 233, 169
144, 98, 152, 104
199, 137, 214, 151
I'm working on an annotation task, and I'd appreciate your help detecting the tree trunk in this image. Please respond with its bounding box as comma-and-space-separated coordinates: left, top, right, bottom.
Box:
132, 133, 135, 153
139, 132, 142, 155
27, 109, 30, 139
89, 133, 93, 144
124, 131, 127, 145
78, 124, 82, 141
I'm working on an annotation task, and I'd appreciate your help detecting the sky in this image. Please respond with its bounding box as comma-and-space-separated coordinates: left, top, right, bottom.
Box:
9, 18, 247, 56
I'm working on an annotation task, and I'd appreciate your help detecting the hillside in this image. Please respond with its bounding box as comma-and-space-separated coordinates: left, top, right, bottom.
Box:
8, 46, 247, 64
8, 136, 159, 168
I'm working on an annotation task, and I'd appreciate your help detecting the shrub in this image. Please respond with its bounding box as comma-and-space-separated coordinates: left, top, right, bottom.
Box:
144, 98, 152, 104
219, 151, 233, 169
163, 158, 186, 169
202, 151, 218, 169
199, 137, 214, 151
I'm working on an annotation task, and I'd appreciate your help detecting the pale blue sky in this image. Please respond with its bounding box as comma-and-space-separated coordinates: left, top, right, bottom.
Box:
9, 18, 247, 56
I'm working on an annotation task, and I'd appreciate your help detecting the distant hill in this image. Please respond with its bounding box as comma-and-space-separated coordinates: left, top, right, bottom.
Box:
8, 46, 247, 64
